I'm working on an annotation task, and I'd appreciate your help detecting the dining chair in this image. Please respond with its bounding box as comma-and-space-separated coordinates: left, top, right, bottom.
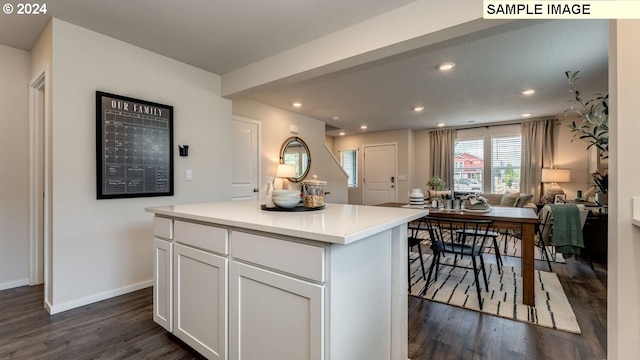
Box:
485, 228, 503, 273
423, 217, 493, 309
408, 218, 428, 293
536, 208, 554, 271
538, 204, 589, 267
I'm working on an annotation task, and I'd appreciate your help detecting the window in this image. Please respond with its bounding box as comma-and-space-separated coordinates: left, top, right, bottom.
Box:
455, 126, 522, 194
454, 139, 484, 192
491, 136, 521, 193
340, 149, 358, 187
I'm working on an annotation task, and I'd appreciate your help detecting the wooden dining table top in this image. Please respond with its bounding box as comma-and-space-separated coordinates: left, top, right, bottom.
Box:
377, 202, 538, 224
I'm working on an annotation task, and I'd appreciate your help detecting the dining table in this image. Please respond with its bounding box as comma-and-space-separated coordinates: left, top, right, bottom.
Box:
378, 203, 540, 306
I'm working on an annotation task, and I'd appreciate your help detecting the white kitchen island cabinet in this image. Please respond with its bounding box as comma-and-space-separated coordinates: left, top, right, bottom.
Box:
152, 216, 173, 332
147, 201, 427, 360
174, 243, 228, 360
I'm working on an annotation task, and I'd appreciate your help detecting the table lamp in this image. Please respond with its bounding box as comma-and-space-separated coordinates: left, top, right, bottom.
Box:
276, 164, 296, 189
541, 168, 571, 202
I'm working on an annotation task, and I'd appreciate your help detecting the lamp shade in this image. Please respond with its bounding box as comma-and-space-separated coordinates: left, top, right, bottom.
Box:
276, 164, 296, 178
541, 168, 571, 183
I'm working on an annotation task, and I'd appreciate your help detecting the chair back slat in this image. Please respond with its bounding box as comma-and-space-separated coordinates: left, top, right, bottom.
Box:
425, 217, 493, 257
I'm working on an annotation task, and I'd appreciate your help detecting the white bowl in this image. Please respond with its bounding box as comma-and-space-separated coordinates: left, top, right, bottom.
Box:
272, 196, 300, 208
272, 194, 301, 199
272, 190, 300, 196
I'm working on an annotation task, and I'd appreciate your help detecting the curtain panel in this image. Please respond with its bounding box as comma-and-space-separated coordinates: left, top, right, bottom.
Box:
521, 119, 556, 202
429, 129, 455, 190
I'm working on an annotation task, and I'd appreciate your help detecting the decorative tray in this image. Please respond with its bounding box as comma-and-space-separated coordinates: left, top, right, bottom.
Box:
460, 207, 492, 213
261, 204, 325, 212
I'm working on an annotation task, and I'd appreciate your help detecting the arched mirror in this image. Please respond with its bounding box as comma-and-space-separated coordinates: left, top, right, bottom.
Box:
279, 136, 311, 182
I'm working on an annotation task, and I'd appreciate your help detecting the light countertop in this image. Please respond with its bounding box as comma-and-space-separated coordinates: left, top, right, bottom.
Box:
146, 200, 427, 245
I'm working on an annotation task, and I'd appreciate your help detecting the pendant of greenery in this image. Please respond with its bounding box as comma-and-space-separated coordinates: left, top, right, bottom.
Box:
565, 71, 608, 159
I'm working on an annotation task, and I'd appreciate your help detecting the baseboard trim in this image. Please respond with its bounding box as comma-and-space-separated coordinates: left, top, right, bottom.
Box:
48, 280, 153, 315
44, 299, 53, 313
0, 278, 29, 291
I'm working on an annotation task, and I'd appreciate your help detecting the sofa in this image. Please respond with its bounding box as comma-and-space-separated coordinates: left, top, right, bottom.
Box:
479, 192, 536, 209
426, 190, 536, 210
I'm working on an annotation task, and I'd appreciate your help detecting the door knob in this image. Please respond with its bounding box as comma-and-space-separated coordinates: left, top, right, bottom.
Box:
253, 188, 259, 192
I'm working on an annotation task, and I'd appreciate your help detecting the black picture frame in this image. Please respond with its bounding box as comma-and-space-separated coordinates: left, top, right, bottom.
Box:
554, 194, 566, 204
96, 91, 174, 199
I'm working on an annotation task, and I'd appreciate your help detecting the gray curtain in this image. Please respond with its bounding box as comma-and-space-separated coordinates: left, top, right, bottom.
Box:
521, 119, 556, 202
430, 129, 455, 191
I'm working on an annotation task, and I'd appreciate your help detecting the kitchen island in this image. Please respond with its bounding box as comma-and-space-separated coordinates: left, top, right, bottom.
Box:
146, 200, 427, 360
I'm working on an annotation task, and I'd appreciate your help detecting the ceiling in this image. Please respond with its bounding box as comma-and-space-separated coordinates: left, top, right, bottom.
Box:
1, 2, 609, 136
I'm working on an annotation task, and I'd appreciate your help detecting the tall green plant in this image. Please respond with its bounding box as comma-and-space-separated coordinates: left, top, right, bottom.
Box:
564, 71, 608, 159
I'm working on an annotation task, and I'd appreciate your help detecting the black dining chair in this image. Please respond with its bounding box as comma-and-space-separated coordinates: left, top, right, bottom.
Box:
424, 217, 493, 309
408, 218, 428, 293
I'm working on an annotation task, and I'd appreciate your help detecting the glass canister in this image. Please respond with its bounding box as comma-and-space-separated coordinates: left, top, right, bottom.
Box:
264, 176, 275, 208
302, 175, 327, 208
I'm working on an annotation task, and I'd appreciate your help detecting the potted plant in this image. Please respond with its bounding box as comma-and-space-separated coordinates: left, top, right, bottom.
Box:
564, 70, 608, 159
427, 176, 446, 191
592, 171, 608, 205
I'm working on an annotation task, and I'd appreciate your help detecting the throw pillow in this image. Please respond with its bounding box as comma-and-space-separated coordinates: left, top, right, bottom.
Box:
515, 194, 534, 207
499, 192, 519, 207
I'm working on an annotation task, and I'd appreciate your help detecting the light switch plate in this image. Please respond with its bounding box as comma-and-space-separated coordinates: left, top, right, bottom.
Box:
185, 169, 193, 181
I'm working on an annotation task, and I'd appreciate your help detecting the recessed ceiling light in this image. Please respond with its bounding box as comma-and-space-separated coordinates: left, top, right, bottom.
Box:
332, 115, 339, 121
413, 106, 425, 112
520, 89, 536, 95
292, 102, 302, 107
360, 125, 368, 130
522, 113, 532, 117
339, 132, 345, 136
437, 62, 455, 71
437, 123, 445, 127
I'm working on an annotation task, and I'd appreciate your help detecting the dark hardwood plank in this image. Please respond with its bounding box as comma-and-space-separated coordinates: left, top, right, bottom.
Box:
0, 286, 204, 360
0, 254, 606, 360
408, 254, 607, 360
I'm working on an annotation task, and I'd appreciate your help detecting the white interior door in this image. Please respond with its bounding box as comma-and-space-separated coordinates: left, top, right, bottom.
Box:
363, 144, 397, 205
231, 117, 260, 200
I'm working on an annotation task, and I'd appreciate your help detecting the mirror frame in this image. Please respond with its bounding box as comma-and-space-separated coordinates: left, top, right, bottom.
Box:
279, 136, 311, 182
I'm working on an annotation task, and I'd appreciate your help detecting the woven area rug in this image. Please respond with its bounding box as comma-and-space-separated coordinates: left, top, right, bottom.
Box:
409, 252, 581, 334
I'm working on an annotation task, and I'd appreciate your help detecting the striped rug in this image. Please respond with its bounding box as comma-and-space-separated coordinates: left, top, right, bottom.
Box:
409, 252, 581, 334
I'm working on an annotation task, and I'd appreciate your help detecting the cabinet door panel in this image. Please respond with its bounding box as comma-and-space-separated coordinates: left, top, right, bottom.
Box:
153, 238, 172, 331
174, 244, 228, 360
230, 262, 324, 360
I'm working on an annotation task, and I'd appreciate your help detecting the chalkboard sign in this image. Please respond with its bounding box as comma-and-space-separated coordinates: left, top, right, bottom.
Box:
96, 91, 174, 199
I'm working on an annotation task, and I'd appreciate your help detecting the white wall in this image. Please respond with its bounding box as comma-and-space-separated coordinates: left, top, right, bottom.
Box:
47, 19, 231, 313
609, 19, 640, 360
554, 118, 593, 200
232, 99, 347, 204
0, 44, 30, 290
332, 129, 413, 205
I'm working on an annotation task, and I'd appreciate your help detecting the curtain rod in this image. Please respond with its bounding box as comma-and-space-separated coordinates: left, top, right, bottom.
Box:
430, 117, 558, 132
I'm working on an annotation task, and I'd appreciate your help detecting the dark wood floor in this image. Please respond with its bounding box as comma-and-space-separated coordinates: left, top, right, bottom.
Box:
408, 255, 607, 360
0, 256, 606, 360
